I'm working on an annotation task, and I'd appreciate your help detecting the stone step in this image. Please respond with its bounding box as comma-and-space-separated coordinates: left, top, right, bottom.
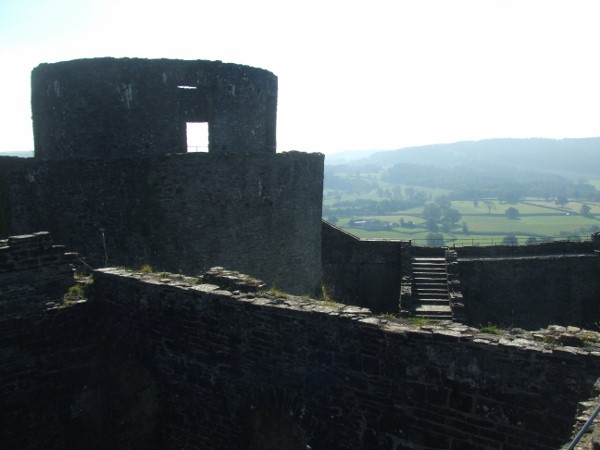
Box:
413, 294, 450, 303
414, 279, 447, 284
413, 273, 446, 279
413, 284, 448, 291
414, 284, 448, 290
413, 307, 452, 320
413, 290, 449, 298
409, 256, 453, 322
414, 314, 454, 321
414, 304, 452, 314
413, 257, 445, 262
413, 272, 448, 280
413, 298, 450, 305
411, 259, 446, 266
412, 268, 446, 274
414, 284, 450, 292
414, 278, 447, 284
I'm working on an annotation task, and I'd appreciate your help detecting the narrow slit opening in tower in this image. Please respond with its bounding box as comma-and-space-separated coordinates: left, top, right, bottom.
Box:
187, 122, 209, 152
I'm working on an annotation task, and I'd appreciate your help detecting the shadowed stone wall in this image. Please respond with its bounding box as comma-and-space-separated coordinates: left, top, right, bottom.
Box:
87, 268, 600, 449
322, 225, 600, 327
0, 234, 97, 450
0, 152, 323, 295
31, 58, 277, 159
0, 58, 322, 295
321, 222, 407, 313
2, 237, 600, 450
0, 231, 75, 313
458, 253, 600, 329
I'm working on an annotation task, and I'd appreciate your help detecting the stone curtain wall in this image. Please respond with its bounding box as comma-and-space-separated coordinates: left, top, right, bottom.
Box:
0, 302, 96, 450
0, 152, 323, 295
321, 222, 406, 313
89, 268, 600, 450
0, 233, 96, 450
458, 254, 600, 329
456, 239, 598, 258
0, 231, 75, 313
31, 58, 278, 159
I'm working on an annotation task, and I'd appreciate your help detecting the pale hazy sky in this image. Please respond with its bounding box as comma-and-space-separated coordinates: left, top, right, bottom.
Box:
1, 0, 599, 154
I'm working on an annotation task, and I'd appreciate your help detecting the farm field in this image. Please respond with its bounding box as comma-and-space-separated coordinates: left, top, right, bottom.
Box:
331, 198, 600, 246
323, 139, 600, 246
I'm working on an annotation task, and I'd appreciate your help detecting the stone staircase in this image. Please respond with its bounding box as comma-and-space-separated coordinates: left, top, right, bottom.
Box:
410, 257, 453, 320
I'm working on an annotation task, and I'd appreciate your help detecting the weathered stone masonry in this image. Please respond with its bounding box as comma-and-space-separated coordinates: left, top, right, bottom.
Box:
0, 231, 75, 312
458, 253, 600, 330
1, 151, 323, 294
323, 225, 600, 329
3, 234, 600, 449
321, 221, 406, 313
0, 234, 95, 450
32, 58, 277, 159
4, 56, 600, 448
62, 270, 600, 449
0, 58, 324, 295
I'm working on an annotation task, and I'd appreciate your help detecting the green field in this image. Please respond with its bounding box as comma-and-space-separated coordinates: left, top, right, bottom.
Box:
332, 198, 599, 246
322, 181, 449, 207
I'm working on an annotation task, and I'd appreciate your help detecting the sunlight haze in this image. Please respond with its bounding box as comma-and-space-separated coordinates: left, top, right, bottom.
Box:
1, 0, 599, 154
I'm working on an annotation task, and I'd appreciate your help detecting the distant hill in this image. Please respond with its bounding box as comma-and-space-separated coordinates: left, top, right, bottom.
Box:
0, 151, 33, 158
326, 137, 600, 178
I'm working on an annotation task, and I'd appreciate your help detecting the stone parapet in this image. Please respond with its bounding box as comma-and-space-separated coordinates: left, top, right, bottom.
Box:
88, 267, 600, 449
0, 232, 75, 314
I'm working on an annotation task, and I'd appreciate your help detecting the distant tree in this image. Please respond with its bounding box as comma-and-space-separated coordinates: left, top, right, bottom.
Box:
483, 200, 496, 214
499, 189, 522, 204
555, 196, 569, 207
580, 204, 592, 217
327, 216, 339, 224
462, 222, 470, 234
425, 219, 439, 232
443, 208, 462, 225
502, 234, 518, 246
426, 232, 444, 247
440, 218, 452, 233
472, 199, 479, 208
423, 203, 442, 222
434, 195, 451, 210
505, 207, 520, 219
525, 237, 539, 245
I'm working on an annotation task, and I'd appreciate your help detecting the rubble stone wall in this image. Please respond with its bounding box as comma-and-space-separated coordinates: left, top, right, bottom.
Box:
0, 231, 75, 313
0, 151, 323, 295
87, 268, 600, 449
321, 222, 406, 312
31, 58, 278, 159
458, 254, 600, 329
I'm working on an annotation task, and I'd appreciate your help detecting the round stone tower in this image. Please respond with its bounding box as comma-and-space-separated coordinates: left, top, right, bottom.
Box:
31, 58, 278, 159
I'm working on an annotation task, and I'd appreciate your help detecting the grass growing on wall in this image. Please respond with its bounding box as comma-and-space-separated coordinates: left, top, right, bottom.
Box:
479, 323, 503, 335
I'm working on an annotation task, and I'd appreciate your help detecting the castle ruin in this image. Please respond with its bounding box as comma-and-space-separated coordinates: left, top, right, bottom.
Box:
1, 58, 323, 295
1, 58, 600, 449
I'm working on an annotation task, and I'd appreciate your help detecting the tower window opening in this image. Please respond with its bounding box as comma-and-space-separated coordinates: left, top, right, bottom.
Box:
187, 122, 209, 152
